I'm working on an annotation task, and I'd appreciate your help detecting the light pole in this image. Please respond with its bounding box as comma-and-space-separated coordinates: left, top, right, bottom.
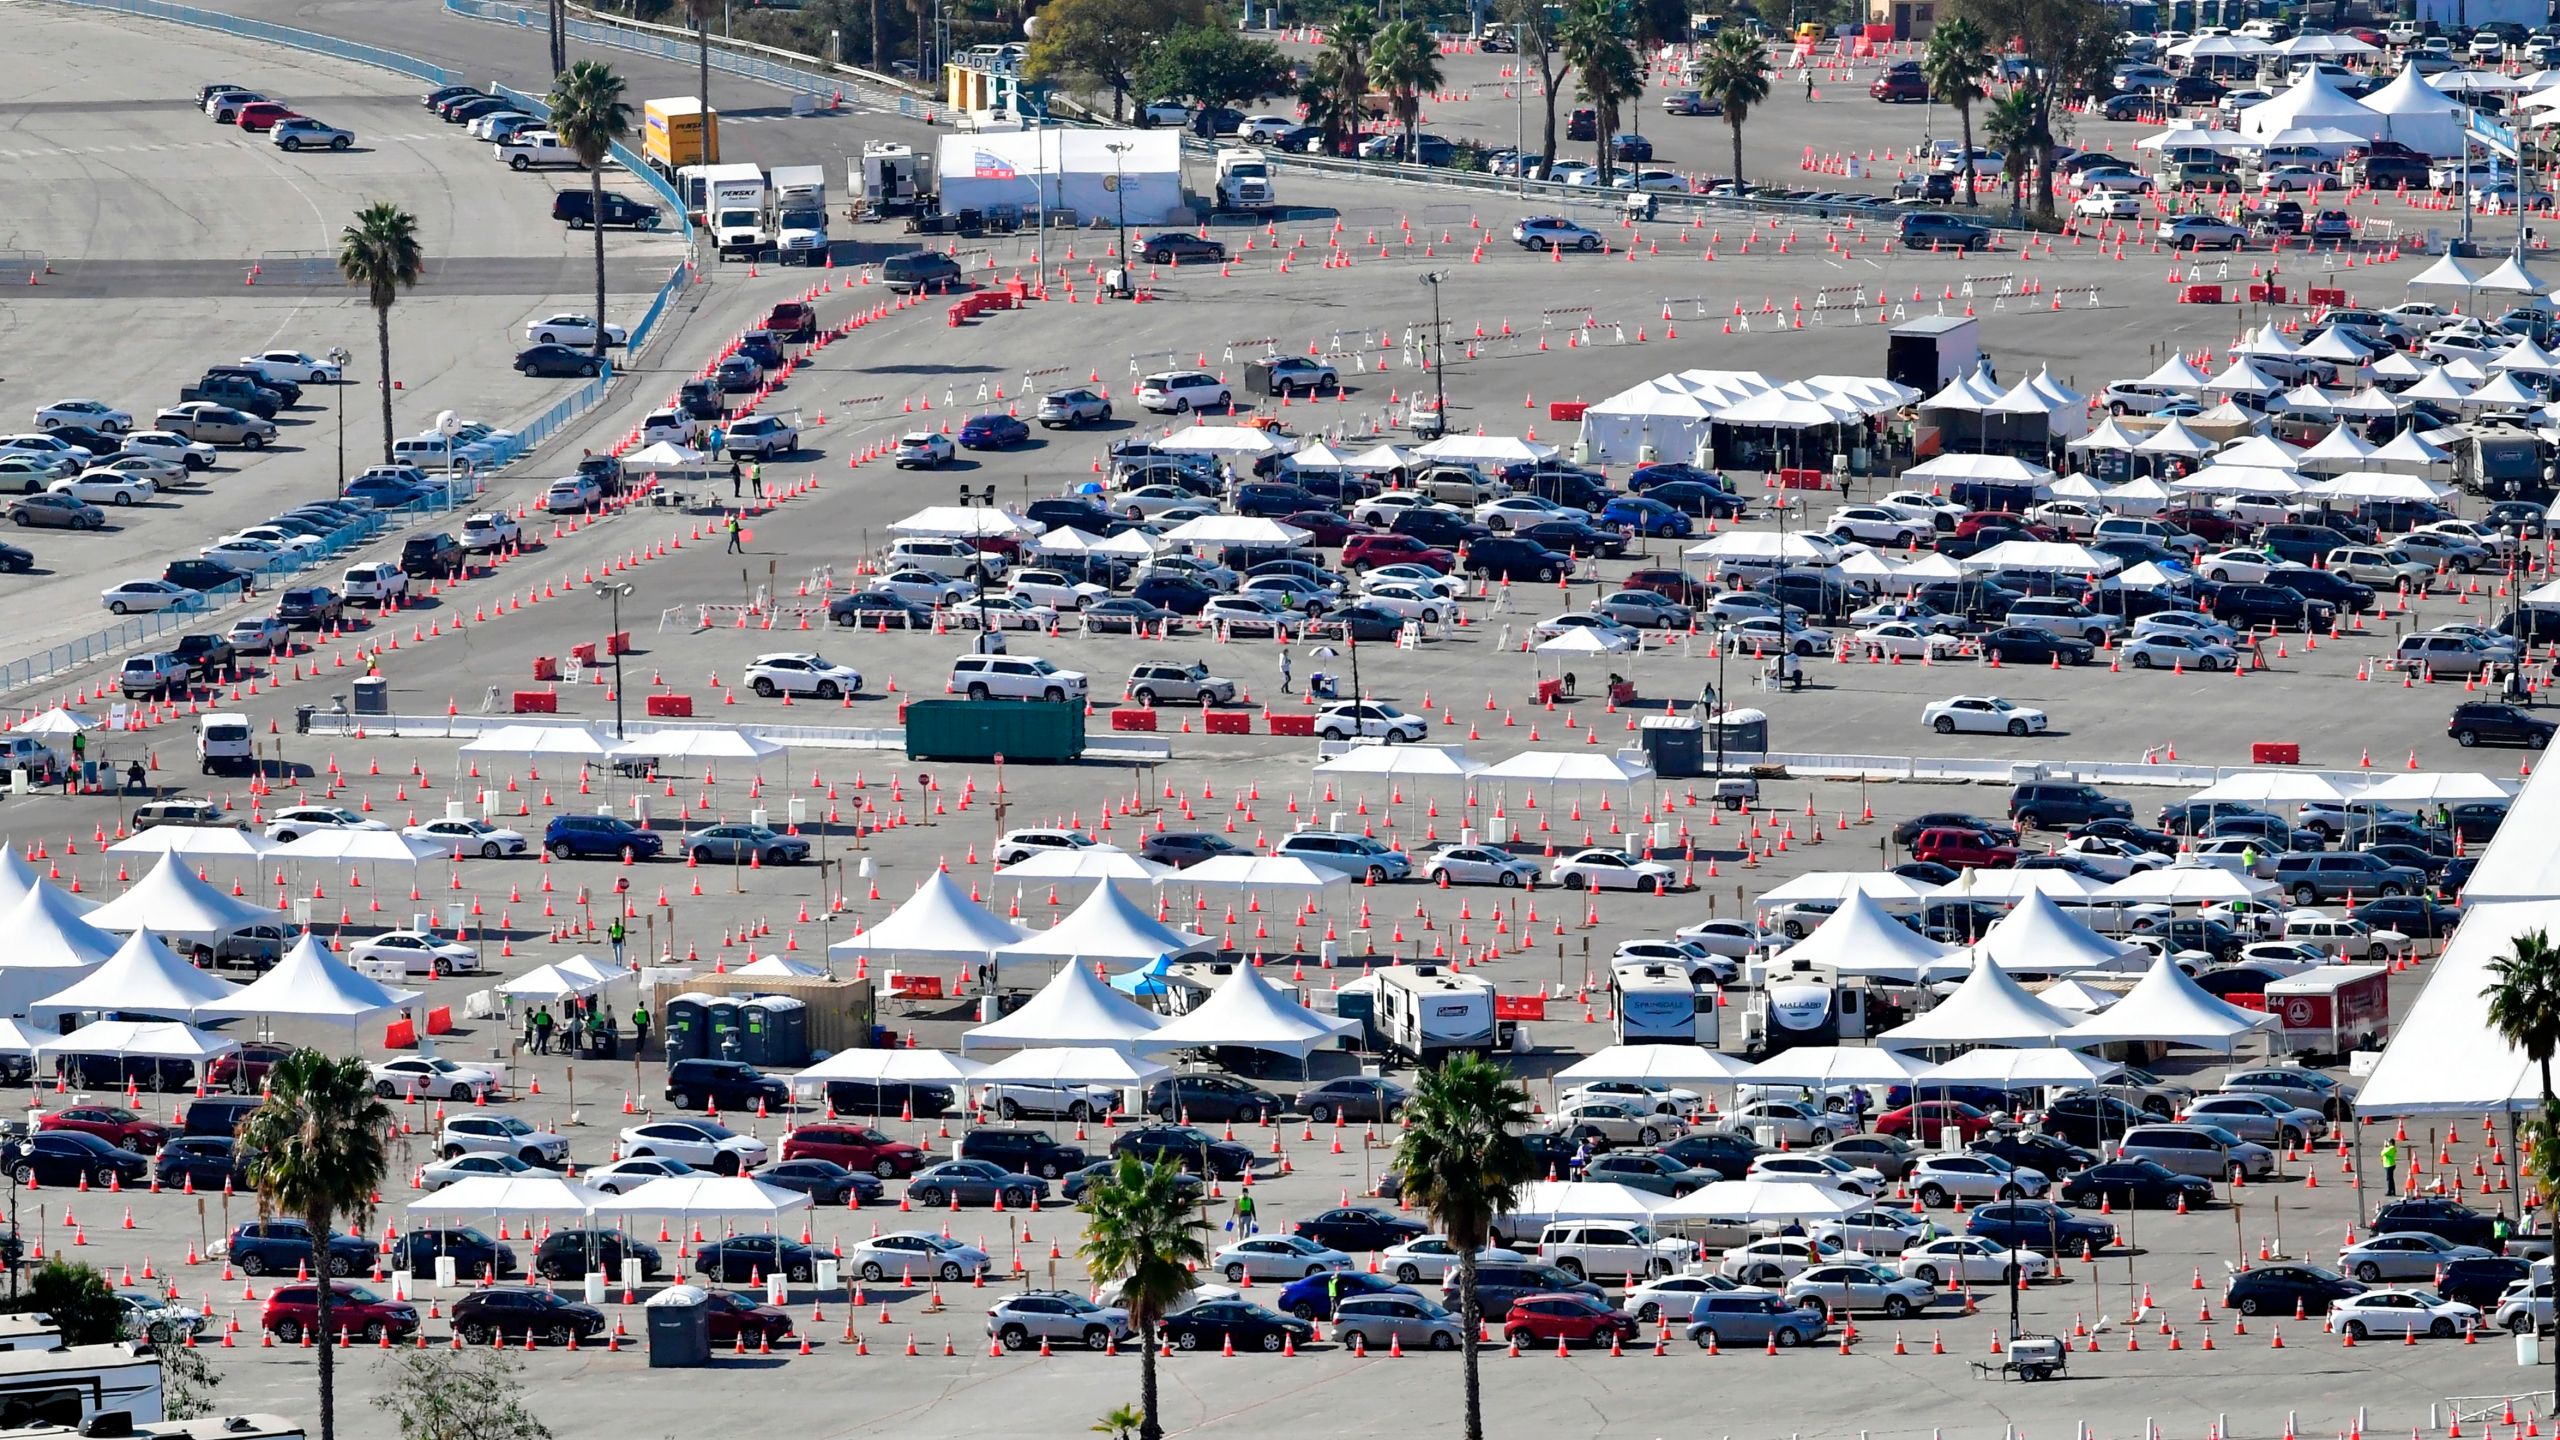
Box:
957, 483, 1001, 650
328, 346, 351, 497
1105, 141, 1132, 297
1419, 271, 1449, 430
593, 580, 633, 738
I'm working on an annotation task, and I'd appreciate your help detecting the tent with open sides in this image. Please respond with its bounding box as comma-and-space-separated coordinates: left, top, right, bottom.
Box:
992, 882, 1213, 978
1136, 967, 1356, 1061
1555, 1045, 1753, 1087
228, 931, 420, 1024
1771, 891, 1959, 980
81, 853, 275, 943
1877, 959, 2083, 1048
31, 928, 244, 1025
32, 1021, 237, 1077
830, 871, 1028, 960
2061, 954, 2278, 1050
1961, 890, 2138, 972
960, 959, 1165, 1052
0, 882, 112, 1019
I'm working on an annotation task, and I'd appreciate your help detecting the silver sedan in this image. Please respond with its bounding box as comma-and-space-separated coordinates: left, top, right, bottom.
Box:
1595, 590, 1694, 628
2337, 1232, 2493, 1283
1785, 1261, 1939, 1320
1421, 844, 1540, 887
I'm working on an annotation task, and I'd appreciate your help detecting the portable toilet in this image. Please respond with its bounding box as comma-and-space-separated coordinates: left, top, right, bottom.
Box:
661, 993, 716, 1063
740, 995, 809, 1068
705, 996, 744, 1059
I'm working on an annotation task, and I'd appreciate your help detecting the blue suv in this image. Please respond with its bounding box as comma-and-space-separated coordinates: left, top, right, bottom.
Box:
228, 1219, 378, 1278
543, 813, 663, 861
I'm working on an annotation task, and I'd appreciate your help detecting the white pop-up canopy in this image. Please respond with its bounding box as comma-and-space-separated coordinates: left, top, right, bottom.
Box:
110, 826, 273, 861
33, 1020, 237, 1067
2061, 954, 2278, 1050
1415, 435, 1557, 466
994, 883, 1213, 976
32, 928, 244, 1024
1756, 872, 1940, 907
999, 847, 1177, 888
786, 1046, 983, 1093
971, 1046, 1170, 1088
2096, 865, 2277, 904
608, 1174, 813, 1219
457, 724, 615, 760
1497, 1181, 1663, 1232
1653, 1179, 1865, 1222
407, 1174, 610, 1218
1312, 746, 1486, 780
609, 729, 786, 764
268, 829, 449, 866
2, 882, 119, 971
1155, 426, 1288, 458
1477, 751, 1652, 784
1921, 1048, 2124, 1088
2359, 771, 2516, 803
1137, 968, 1357, 1060
619, 441, 707, 472
1158, 516, 1311, 548
81, 854, 275, 942
886, 505, 1039, 539
228, 932, 420, 1023
1739, 1045, 1930, 1087
830, 871, 1028, 960
1878, 960, 2083, 1048
1554, 1045, 1752, 1087
961, 960, 1165, 1052
497, 960, 615, 1001
1178, 855, 1351, 891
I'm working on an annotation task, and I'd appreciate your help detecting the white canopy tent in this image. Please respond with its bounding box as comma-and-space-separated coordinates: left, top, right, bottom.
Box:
1155, 426, 1289, 458
406, 1174, 610, 1218
993, 883, 1213, 978
1962, 891, 2138, 972
1653, 1179, 1864, 1222
1496, 1182, 1664, 1233
1312, 746, 1486, 780
1176, 855, 1351, 892
109, 826, 274, 860
2061, 954, 2280, 1051
1136, 968, 1357, 1060
998, 847, 1178, 888
1877, 960, 2083, 1047
886, 506, 1039, 540
1921, 1048, 2124, 1088
31, 928, 244, 1024
1738, 1045, 1931, 1087
1555, 1045, 1752, 1086
1755, 872, 1939, 907
2189, 770, 2356, 803
1477, 751, 1652, 784
608, 1174, 813, 1219
228, 932, 420, 1023
830, 871, 1028, 960
729, 953, 830, 978
607, 729, 787, 764
456, 724, 614, 761
1414, 435, 1557, 466
1772, 891, 1958, 981
786, 1047, 983, 1094
961, 959, 1165, 1052
268, 829, 448, 866
618, 441, 707, 473
2359, 771, 2516, 803
497, 959, 616, 1001
2096, 865, 2278, 904
81, 854, 276, 942
32, 1021, 237, 1071
1159, 516, 1311, 548
970, 1046, 1170, 1088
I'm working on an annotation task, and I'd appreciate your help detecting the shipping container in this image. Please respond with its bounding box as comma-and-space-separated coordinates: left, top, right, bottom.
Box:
903, 699, 1085, 762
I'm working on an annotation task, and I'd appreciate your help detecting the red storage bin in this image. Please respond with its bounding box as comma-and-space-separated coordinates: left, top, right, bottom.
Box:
647, 694, 693, 718
1204, 711, 1252, 734
2250, 741, 2300, 765
1111, 708, 1158, 731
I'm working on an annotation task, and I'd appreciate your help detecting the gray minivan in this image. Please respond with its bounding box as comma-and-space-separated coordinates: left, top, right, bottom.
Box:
2116, 1123, 2274, 1181
1440, 1262, 1602, 1316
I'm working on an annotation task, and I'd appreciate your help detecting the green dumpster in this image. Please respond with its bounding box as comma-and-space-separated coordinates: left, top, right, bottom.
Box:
903, 699, 1086, 763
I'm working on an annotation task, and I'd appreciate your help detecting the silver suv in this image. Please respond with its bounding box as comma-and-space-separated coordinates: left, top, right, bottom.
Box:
950, 654, 1088, 702
1127, 661, 1237, 707
985, 1290, 1133, 1351
2176, 1093, 2325, 1147
2116, 1123, 2273, 1181
2218, 1066, 2356, 1119
1536, 1221, 1690, 1282
1275, 831, 1411, 882
2002, 597, 2120, 646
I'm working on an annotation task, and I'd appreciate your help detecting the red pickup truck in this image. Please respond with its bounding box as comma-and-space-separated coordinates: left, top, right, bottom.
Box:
1908, 826, 2023, 869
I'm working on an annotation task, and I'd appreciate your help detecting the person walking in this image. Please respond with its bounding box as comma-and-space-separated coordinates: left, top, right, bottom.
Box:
707, 424, 726, 463
521, 1006, 539, 1052
2380, 1135, 2400, 1195
1277, 649, 1293, 694
726, 514, 744, 554
1804, 69, 1816, 100
1231, 1187, 1257, 1236
532, 1006, 555, 1055
608, 917, 627, 967
631, 1002, 651, 1054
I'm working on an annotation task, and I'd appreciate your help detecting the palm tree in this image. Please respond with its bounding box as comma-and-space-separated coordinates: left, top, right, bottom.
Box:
1092, 1406, 1145, 1440
1696, 28, 1768, 196
1310, 11, 1375, 156
237, 1051, 391, 1440
1558, 0, 1640, 185
1394, 1054, 1534, 1440
2487, 928, 2560, 1399
336, 203, 423, 466
1077, 1155, 1209, 1440
1922, 18, 1992, 206
1365, 19, 1441, 163
687, 0, 715, 116
1983, 86, 2038, 220
547, 62, 633, 363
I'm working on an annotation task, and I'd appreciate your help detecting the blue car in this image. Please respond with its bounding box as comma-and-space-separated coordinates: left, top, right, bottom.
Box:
1964, 1199, 2116, 1255
541, 813, 664, 860
344, 479, 427, 509
958, 413, 1031, 449
1600, 495, 1691, 537
1276, 1269, 1417, 1321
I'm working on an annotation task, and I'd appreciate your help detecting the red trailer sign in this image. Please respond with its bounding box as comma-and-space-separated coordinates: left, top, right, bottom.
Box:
2259, 965, 2391, 1058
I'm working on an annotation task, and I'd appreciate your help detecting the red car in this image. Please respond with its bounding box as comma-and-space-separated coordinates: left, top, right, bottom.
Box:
780, 1122, 927, 1178
1953, 511, 2041, 542
1341, 533, 1456, 572
40, 1106, 169, 1154
1871, 70, 1929, 102
261, 1280, 420, 1343
1622, 567, 1711, 607
1282, 510, 1374, 549
701, 1287, 795, 1344
1874, 1100, 1999, 1142
1907, 827, 2022, 869
2159, 508, 2247, 546
205, 1041, 295, 1093
234, 102, 302, 133
1502, 1293, 1639, 1346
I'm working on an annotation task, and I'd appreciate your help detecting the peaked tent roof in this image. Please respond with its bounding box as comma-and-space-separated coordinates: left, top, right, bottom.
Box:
1136, 968, 1358, 1058
228, 932, 420, 1023
1772, 890, 1958, 980
1877, 958, 2083, 1047
2, 882, 119, 970
31, 927, 244, 1023
2239, 67, 2385, 140
829, 870, 1029, 958
32, 1020, 238, 1064
1964, 889, 2138, 972
81, 854, 276, 942
960, 959, 1165, 1052
994, 882, 1212, 974
2061, 953, 2279, 1050
1555, 1044, 1753, 1085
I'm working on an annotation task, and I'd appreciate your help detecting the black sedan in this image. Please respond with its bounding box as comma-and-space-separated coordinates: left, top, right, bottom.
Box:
829, 592, 934, 628
0, 541, 31, 573
1110, 1126, 1255, 1179
1296, 1077, 1409, 1123
2056, 1159, 2214, 1210
1140, 831, 1245, 867
760, 1158, 883, 1207
1317, 604, 1406, 642
1138, 232, 1227, 265
1516, 518, 1626, 559
515, 344, 605, 378
907, 1159, 1046, 1208
1642, 480, 1749, 518
1970, 1131, 2096, 1179
14, 1131, 148, 1188
1978, 627, 2095, 666
2222, 1263, 2363, 1317
1062, 1161, 1205, 1205
2351, 896, 2464, 939
693, 1235, 823, 1283
2068, 819, 2178, 854
1082, 597, 1179, 634
1292, 1206, 1426, 1254
449, 1286, 607, 1346
1156, 1298, 1313, 1353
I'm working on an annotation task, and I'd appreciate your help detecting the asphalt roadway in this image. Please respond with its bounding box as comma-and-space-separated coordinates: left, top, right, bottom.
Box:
7, 5, 2559, 1439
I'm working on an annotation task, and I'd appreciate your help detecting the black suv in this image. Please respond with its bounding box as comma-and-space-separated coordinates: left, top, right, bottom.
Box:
388, 1226, 517, 1279
534, 1228, 664, 1281
1899, 212, 1991, 250
957, 1127, 1088, 1180
2370, 1197, 2504, 1250
663, 1059, 791, 1113
1110, 1125, 1254, 1179
276, 586, 343, 628
164, 558, 253, 594
400, 533, 464, 579
2038, 1092, 2153, 1148
822, 1077, 955, 1118
2450, 701, 2553, 749
1388, 507, 1491, 549
1651, 1130, 1763, 1179
553, 189, 663, 230
1142, 1075, 1284, 1123
1463, 536, 1570, 581
2208, 582, 2331, 632
2008, 782, 2132, 832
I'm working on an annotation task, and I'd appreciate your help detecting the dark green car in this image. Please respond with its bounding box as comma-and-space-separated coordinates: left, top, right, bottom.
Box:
685, 823, 810, 866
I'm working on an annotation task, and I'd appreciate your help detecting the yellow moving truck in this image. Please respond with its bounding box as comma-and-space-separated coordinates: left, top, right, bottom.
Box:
643, 96, 719, 175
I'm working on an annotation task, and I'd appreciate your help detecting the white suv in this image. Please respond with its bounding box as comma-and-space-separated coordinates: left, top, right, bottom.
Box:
1137, 371, 1232, 414
1536, 1221, 1691, 1282
441, 1114, 570, 1165
885, 536, 1002, 581
746, 652, 861, 699
341, 561, 407, 606
994, 828, 1098, 866
619, 1119, 768, 1174
950, 653, 1087, 702
2001, 597, 2119, 646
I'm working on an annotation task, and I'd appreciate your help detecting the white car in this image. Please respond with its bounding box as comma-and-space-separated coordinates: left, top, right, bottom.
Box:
1854, 622, 1966, 661
199, 539, 283, 571
1824, 506, 1932, 546
224, 524, 323, 555
349, 930, 481, 977
264, 806, 390, 841
1477, 496, 1567, 530
2024, 500, 2106, 536
1878, 490, 1966, 526
99, 580, 194, 615
2187, 838, 2279, 878
2055, 835, 2170, 879
2196, 548, 2277, 583
1379, 1238, 1523, 1285
1612, 938, 1737, 983
121, 431, 218, 471
2073, 191, 2143, 219
1624, 1273, 1765, 1323
1672, 918, 1767, 958
1721, 1100, 1839, 1147
2121, 632, 2239, 672
1349, 493, 1445, 527
1140, 554, 1237, 591
618, 1120, 768, 1173
581, 1156, 699, 1195
226, 615, 290, 654
992, 828, 1098, 866
869, 568, 973, 608
540, 477, 599, 513
1906, 1153, 2047, 1205
371, 1056, 500, 1101
1006, 570, 1110, 610
1722, 616, 1832, 655
2131, 611, 2239, 646
51, 473, 153, 506
1552, 848, 1677, 893
418, 1152, 537, 1191
402, 818, 528, 859
1811, 1207, 1934, 1255
1362, 563, 1463, 598
1718, 1237, 1840, 1285
1897, 1237, 2050, 1286
1922, 696, 2048, 737
1238, 114, 1300, 143
1360, 582, 1456, 624
1560, 1078, 1702, 1116
1421, 844, 1542, 887
459, 512, 521, 552
1511, 216, 1603, 251
1135, 372, 1231, 414
2326, 1288, 2481, 1341
847, 1231, 990, 1283
1313, 702, 1427, 742
237, 351, 343, 385
891, 432, 956, 468
36, 400, 133, 433
746, 652, 861, 699
522, 313, 627, 348
1113, 485, 1204, 518
1215, 1235, 1354, 1282
438, 1112, 560, 1163
1747, 1153, 1882, 1197
953, 595, 1057, 631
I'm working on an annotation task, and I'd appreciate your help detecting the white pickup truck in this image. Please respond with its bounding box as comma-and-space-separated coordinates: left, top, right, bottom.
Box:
495, 129, 582, 171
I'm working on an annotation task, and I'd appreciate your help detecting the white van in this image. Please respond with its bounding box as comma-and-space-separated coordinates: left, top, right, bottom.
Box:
198, 711, 254, 776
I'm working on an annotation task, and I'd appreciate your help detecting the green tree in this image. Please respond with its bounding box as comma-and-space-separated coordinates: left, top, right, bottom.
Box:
546, 61, 633, 363
1077, 1155, 1210, 1440
1138, 26, 1296, 114
19, 1259, 122, 1345
1947, 0, 2118, 215
1922, 17, 1991, 206
1696, 27, 1769, 194
1309, 10, 1377, 156
1559, 0, 1641, 184
1365, 19, 1443, 163
1394, 1054, 1535, 1440
1023, 0, 1205, 120
335, 203, 423, 466
149, 1317, 223, 1420
2487, 929, 2560, 1401
373, 1346, 551, 1440
1982, 84, 2038, 218
238, 1052, 391, 1440
1498, 0, 1566, 173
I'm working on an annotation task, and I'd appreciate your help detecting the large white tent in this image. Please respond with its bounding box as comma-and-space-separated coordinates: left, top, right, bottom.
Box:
228, 932, 420, 1023
0, 882, 117, 1018
2239, 69, 2387, 143
1772, 891, 1957, 980
970, 1046, 1170, 1088
1136, 968, 1356, 1060
1962, 890, 2138, 972
1496, 1181, 1663, 1234
33, 1020, 237, 1071
608, 1174, 813, 1219
1877, 959, 2082, 1047
785, 1047, 983, 1095
1738, 1045, 1930, 1087
31, 928, 243, 1024
961, 959, 1164, 1052
407, 1174, 611, 1218
1554, 1045, 1752, 1086
830, 871, 1027, 960
2061, 954, 2278, 1050
1177, 855, 1349, 892
1654, 1179, 1864, 1222
81, 854, 275, 943
993, 883, 1212, 978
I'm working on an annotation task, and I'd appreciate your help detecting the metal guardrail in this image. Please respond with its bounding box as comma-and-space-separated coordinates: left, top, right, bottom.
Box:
0, 583, 249, 697
302, 710, 1178, 760
46, 0, 461, 83
450, 0, 878, 106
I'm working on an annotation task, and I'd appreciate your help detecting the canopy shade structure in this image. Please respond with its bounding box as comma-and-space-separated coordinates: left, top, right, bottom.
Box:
109, 826, 273, 860
607, 729, 787, 763
606, 1175, 813, 1218
1312, 746, 1486, 779
497, 960, 615, 1001
1158, 515, 1310, 548
2436, 753, 2560, 903
1921, 1048, 2123, 1088
406, 1174, 612, 1217
1738, 1045, 1931, 1086
1902, 453, 2054, 485
81, 854, 275, 942
2372, 429, 2454, 467
1554, 1044, 1753, 1086
0, 879, 114, 1020
1281, 440, 1360, 471
14, 707, 98, 738
268, 829, 448, 866
994, 883, 1213, 975
1756, 872, 1940, 906
2034, 979, 2120, 1013
2237, 68, 2386, 143
2189, 770, 2356, 803
996, 847, 1177, 886
1136, 968, 1357, 1059
1177, 855, 1350, 891
1686, 530, 1840, 564
961, 959, 1165, 1052
1497, 1182, 1664, 1228
830, 871, 1028, 959
2313, 473, 2454, 504
228, 932, 420, 1022
1946, 869, 2103, 902
2134, 419, 2217, 456
1155, 426, 1287, 458
2095, 865, 2277, 903
886, 505, 1038, 539
2135, 354, 2214, 391
33, 927, 244, 1024
1878, 960, 2083, 1047
786, 1047, 984, 1093
1771, 891, 1957, 981
2357, 897, 2560, 1116
0, 848, 47, 913
31, 1020, 236, 1066
1537, 627, 1634, 655
1962, 890, 2138, 971
1413, 435, 1557, 466
2358, 771, 2516, 803
1958, 541, 2120, 575
2061, 954, 2279, 1050
1654, 1179, 1866, 1222
617, 441, 706, 472
2068, 417, 2147, 453
456, 723, 614, 759
728, 953, 830, 978
1477, 751, 1652, 784
969, 1046, 1170, 1087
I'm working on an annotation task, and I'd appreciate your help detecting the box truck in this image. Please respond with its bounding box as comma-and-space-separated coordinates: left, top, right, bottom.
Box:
642, 96, 718, 177
1214, 147, 1275, 211
768, 164, 830, 265
2253, 965, 2390, 1062
700, 163, 771, 261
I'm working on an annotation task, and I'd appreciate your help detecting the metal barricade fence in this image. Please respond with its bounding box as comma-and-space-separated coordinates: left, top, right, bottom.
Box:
47, 0, 460, 83
457, 0, 851, 103
0, 582, 247, 696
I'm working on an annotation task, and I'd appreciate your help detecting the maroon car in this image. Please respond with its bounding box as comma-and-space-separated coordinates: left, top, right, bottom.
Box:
701, 1287, 795, 1345
1622, 567, 1711, 607
781, 1122, 927, 1179
261, 1281, 420, 1343
205, 1041, 295, 1093
40, 1106, 169, 1154
1870, 70, 1929, 101
1341, 532, 1456, 572
1908, 827, 2023, 869
2160, 508, 2248, 546
1281, 510, 1373, 548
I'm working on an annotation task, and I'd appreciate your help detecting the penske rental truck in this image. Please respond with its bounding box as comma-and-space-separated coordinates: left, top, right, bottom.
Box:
768, 164, 830, 265
641, 96, 718, 178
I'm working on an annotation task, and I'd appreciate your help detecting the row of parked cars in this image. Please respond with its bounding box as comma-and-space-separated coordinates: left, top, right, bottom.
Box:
196, 81, 353, 151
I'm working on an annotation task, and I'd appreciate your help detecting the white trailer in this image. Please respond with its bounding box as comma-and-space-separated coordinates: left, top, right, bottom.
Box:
0, 1341, 167, 1428
768, 164, 829, 265
1375, 966, 1499, 1061
699, 162, 770, 262
1611, 962, 1701, 1044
